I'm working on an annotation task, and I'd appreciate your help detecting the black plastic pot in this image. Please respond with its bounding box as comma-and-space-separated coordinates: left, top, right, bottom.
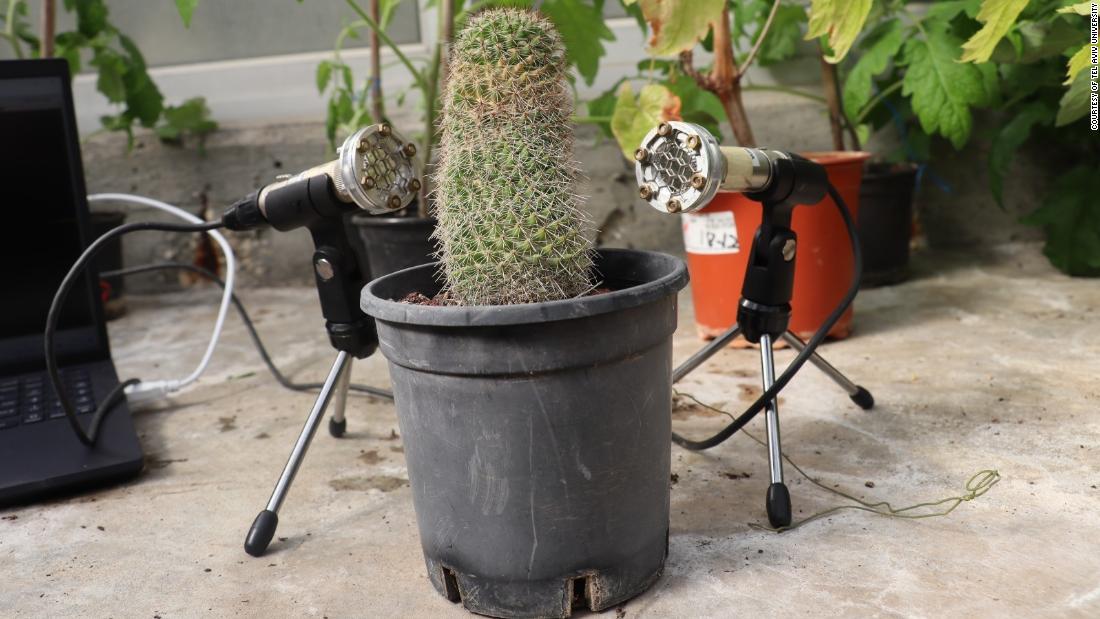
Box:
858, 162, 918, 287
349, 213, 437, 279
361, 249, 688, 619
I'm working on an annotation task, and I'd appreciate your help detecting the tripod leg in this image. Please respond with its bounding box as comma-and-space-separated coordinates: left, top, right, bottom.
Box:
780, 332, 874, 410
673, 324, 742, 383
759, 334, 792, 528
245, 351, 352, 557
328, 357, 352, 437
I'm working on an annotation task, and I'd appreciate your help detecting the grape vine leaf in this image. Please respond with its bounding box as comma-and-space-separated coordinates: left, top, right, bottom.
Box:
841, 18, 904, 123
610, 82, 681, 160
959, 0, 1029, 63
634, 0, 724, 56
1064, 44, 1092, 84
805, 0, 873, 63
899, 27, 993, 149
1021, 166, 1100, 276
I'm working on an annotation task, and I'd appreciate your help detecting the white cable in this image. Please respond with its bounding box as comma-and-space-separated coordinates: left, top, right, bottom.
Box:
88, 193, 236, 401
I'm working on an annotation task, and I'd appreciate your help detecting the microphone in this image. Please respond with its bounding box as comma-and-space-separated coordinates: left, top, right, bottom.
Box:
223, 123, 421, 231
633, 121, 826, 214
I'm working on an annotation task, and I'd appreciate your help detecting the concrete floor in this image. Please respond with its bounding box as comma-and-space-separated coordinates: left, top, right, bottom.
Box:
2, 242, 1098, 618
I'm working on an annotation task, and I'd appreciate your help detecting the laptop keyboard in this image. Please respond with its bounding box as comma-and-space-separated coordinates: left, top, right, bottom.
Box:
0, 370, 96, 430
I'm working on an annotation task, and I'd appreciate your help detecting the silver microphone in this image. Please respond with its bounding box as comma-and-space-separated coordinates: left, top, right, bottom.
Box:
258, 123, 422, 216
634, 121, 791, 214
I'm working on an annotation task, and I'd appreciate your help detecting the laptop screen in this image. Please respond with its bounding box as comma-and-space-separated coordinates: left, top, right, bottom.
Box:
0, 64, 105, 371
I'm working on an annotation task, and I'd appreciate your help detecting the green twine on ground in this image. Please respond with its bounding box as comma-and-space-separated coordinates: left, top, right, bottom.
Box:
673, 390, 1001, 533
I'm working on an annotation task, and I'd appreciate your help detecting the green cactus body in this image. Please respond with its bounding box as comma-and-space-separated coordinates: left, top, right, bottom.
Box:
433, 8, 594, 306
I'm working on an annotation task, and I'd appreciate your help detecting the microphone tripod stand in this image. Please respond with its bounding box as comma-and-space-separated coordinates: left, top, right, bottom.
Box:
670, 160, 874, 529
242, 207, 376, 557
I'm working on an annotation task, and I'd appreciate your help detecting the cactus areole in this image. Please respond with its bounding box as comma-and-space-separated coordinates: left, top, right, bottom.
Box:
432, 9, 594, 306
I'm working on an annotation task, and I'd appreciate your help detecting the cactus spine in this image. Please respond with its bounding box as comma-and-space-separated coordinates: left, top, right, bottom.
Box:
433, 8, 594, 306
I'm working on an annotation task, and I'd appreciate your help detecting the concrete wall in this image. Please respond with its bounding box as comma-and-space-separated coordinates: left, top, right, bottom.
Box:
82, 91, 1037, 292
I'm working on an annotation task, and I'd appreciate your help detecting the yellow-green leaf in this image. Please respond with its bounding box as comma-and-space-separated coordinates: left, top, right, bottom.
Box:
1064, 44, 1094, 84
610, 83, 682, 160
636, 0, 724, 56
805, 0, 873, 63
959, 0, 1029, 64
1055, 69, 1091, 127
1057, 2, 1092, 16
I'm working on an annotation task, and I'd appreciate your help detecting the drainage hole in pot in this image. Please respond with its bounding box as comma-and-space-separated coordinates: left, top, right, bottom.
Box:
570, 576, 591, 611
441, 566, 461, 603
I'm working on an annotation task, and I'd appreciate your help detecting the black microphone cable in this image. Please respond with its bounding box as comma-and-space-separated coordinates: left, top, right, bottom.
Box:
670, 181, 862, 451
45, 220, 225, 446
100, 262, 394, 399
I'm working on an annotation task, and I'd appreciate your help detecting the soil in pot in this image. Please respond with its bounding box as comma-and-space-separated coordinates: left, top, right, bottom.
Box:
858, 162, 918, 287
682, 151, 869, 344
361, 248, 688, 619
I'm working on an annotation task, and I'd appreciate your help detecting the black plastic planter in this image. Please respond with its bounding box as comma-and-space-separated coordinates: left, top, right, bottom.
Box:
361, 249, 688, 619
350, 214, 437, 279
858, 162, 918, 287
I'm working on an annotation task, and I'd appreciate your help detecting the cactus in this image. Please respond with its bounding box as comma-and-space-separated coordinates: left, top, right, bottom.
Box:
432, 8, 594, 306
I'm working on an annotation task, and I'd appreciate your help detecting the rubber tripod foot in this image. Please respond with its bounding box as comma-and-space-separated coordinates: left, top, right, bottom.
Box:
766, 483, 792, 528
245, 509, 278, 557
850, 386, 874, 410
329, 417, 347, 437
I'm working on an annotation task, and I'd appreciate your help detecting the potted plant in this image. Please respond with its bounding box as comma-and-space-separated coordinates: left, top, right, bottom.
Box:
600, 0, 872, 341
837, 0, 1099, 277
361, 10, 687, 617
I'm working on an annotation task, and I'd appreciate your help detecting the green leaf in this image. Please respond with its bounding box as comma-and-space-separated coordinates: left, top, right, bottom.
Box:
757, 4, 808, 66
805, 0, 873, 63
610, 82, 681, 160
991, 17, 1083, 64
960, 0, 1029, 63
118, 34, 148, 71
55, 32, 87, 75
316, 60, 333, 93
988, 101, 1051, 207
541, 0, 616, 86
379, 0, 402, 29
841, 17, 904, 123
635, 0, 724, 56
1021, 166, 1100, 276
74, 0, 110, 39
1055, 69, 1090, 127
926, 0, 982, 21
899, 27, 993, 149
122, 68, 165, 128
175, 0, 200, 28
91, 49, 127, 103
161, 97, 217, 134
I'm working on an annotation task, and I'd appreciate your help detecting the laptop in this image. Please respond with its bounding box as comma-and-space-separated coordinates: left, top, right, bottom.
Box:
0, 59, 143, 505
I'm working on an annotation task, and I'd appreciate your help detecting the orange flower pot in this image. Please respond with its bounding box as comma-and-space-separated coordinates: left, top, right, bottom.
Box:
683, 151, 870, 342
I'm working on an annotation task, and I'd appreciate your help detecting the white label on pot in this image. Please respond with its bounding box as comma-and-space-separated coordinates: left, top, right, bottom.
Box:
682, 211, 740, 254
